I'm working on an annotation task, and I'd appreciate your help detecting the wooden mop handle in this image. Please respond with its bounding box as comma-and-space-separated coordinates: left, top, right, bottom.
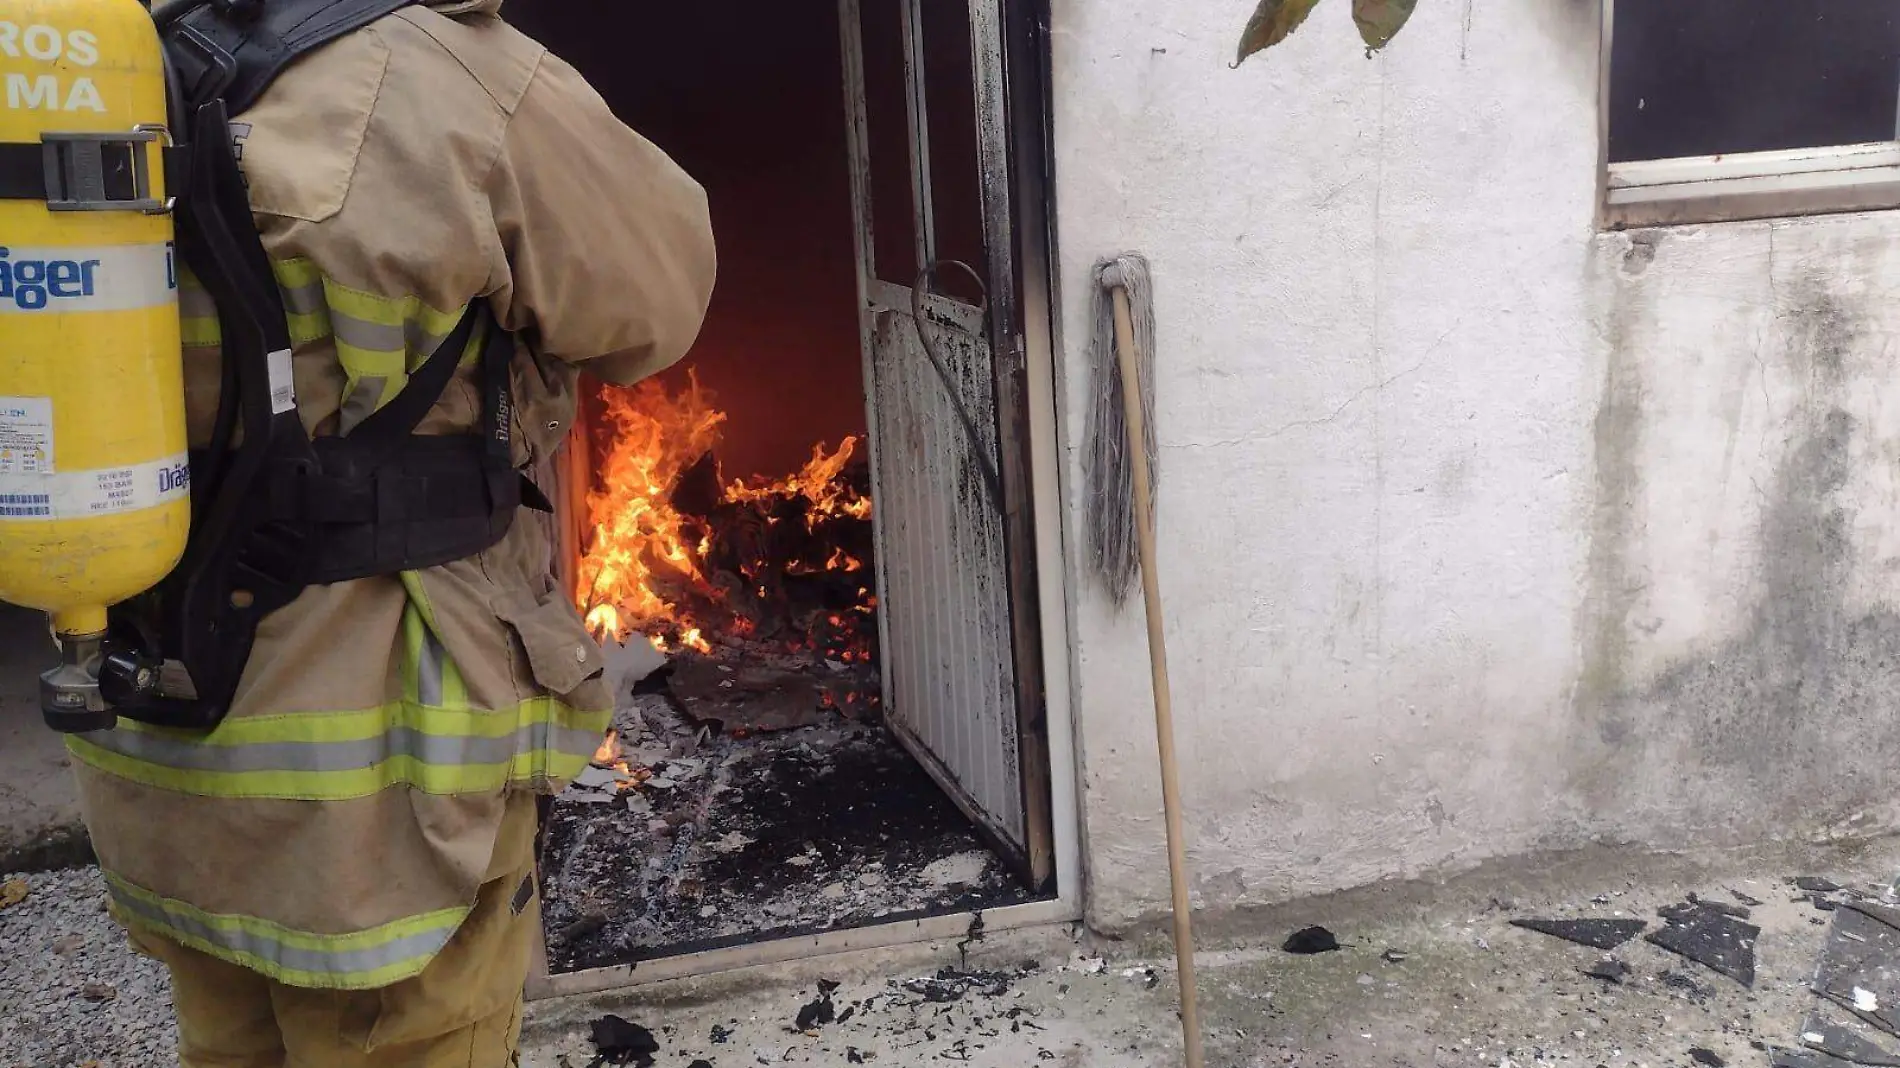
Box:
1111, 285, 1204, 1068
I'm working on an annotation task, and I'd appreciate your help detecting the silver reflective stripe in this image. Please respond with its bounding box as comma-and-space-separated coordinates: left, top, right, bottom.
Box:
417, 632, 445, 708
331, 313, 406, 354
81, 720, 604, 774
108, 880, 457, 979
406, 319, 455, 360
280, 281, 325, 317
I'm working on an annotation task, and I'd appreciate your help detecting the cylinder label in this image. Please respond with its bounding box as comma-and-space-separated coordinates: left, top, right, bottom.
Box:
0, 396, 53, 474
0, 453, 189, 521
0, 244, 178, 313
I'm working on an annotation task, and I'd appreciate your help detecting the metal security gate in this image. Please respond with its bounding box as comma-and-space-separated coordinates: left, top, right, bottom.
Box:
839, 0, 1053, 887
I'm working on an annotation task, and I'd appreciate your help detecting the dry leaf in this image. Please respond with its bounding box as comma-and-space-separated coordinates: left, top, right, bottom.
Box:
1235, 0, 1324, 66
0, 878, 27, 910
81, 981, 118, 1002
1352, 0, 1418, 50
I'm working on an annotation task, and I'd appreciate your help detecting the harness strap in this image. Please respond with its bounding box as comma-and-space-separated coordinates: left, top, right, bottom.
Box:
92, 0, 546, 731
163, 0, 420, 117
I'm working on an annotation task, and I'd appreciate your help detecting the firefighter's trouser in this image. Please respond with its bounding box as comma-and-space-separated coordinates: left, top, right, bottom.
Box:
128, 805, 540, 1068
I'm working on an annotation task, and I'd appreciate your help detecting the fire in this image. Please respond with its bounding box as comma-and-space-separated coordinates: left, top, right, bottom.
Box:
576, 372, 875, 658
593, 728, 620, 766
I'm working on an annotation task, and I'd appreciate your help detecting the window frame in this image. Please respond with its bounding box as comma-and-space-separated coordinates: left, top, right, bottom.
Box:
1599, 0, 1900, 229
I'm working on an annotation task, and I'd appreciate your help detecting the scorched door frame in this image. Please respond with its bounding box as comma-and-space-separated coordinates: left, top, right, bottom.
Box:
839, 0, 1056, 891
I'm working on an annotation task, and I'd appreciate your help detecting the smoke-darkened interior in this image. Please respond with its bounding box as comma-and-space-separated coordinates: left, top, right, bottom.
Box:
508, 1, 867, 481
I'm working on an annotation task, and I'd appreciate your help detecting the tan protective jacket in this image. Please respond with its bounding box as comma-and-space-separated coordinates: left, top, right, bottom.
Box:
66, 0, 715, 989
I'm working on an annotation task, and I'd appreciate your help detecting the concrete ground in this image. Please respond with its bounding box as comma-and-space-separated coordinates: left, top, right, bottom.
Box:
523, 834, 1900, 1068
6, 833, 1900, 1065
0, 603, 88, 872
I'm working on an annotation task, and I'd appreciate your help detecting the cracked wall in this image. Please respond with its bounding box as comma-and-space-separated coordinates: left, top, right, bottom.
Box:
1049, 0, 1900, 928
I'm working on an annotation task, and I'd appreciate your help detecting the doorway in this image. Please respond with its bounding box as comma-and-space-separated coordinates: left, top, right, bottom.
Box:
504, 0, 1071, 983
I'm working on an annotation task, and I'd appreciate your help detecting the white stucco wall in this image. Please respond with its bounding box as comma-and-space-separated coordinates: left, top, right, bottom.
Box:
1050, 0, 1900, 928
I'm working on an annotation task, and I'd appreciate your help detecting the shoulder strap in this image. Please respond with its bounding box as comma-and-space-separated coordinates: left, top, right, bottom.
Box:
164, 0, 420, 116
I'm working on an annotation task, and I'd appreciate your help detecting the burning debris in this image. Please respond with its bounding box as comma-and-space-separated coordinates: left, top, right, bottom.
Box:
575, 373, 879, 691
539, 376, 1028, 971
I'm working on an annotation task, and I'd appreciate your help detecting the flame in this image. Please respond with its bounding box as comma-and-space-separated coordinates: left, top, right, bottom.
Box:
577, 374, 876, 659
593, 728, 620, 766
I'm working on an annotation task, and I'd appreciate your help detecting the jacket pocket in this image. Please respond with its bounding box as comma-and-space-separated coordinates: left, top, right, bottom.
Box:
497, 584, 604, 699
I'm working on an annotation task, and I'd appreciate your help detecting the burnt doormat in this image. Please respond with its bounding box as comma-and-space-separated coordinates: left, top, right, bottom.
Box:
538, 693, 1039, 972
1647, 901, 1759, 987
1510, 918, 1647, 951
1769, 900, 1900, 1067
1813, 901, 1900, 1040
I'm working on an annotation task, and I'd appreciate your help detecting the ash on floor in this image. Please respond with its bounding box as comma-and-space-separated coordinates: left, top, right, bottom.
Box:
540, 689, 1036, 973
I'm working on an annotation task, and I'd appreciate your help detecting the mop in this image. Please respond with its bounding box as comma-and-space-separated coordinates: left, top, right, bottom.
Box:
1083, 254, 1204, 1068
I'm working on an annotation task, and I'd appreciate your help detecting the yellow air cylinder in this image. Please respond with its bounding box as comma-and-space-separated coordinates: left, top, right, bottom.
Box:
0, 0, 187, 644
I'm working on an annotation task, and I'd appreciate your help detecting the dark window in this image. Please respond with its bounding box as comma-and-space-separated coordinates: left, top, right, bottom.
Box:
1609, 1, 1900, 163
861, 0, 921, 286
920, 0, 989, 306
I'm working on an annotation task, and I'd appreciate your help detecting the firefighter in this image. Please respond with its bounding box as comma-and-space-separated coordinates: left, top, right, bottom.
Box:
54, 1, 716, 1063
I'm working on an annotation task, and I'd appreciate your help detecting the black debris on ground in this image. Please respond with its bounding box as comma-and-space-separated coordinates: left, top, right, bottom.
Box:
1796, 878, 1846, 895
796, 980, 840, 1031
1646, 901, 1759, 987
1730, 888, 1766, 908
1510, 917, 1648, 951
1660, 970, 1715, 1001
1689, 1048, 1727, 1067
686, 1061, 714, 1068
900, 965, 1030, 1004
1381, 948, 1408, 964
1283, 927, 1341, 955
1771, 1049, 1860, 1068
708, 1024, 733, 1045
589, 1015, 660, 1068
1814, 901, 1900, 1039
1582, 957, 1631, 984
1687, 892, 1752, 920
1800, 1012, 1900, 1067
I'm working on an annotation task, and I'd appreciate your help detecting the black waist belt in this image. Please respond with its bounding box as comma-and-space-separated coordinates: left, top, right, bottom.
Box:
188, 435, 547, 587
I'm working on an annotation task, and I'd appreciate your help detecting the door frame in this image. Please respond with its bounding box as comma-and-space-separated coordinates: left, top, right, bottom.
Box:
527, 0, 1077, 997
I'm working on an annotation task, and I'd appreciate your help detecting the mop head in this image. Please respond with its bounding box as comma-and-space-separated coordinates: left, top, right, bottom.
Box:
1083, 253, 1157, 607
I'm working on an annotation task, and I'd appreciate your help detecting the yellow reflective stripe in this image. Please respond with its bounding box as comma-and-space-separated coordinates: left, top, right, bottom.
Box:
105, 872, 467, 990
101, 696, 583, 747
271, 258, 322, 290
65, 698, 610, 801
175, 256, 476, 417
180, 317, 222, 348
323, 280, 465, 369
285, 310, 329, 347
401, 608, 425, 706
399, 574, 470, 712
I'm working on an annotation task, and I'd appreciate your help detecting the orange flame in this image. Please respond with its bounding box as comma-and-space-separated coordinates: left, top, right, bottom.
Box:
593, 728, 620, 766
577, 374, 875, 655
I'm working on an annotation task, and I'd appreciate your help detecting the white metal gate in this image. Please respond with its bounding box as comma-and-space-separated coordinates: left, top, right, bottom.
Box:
839, 0, 1051, 883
